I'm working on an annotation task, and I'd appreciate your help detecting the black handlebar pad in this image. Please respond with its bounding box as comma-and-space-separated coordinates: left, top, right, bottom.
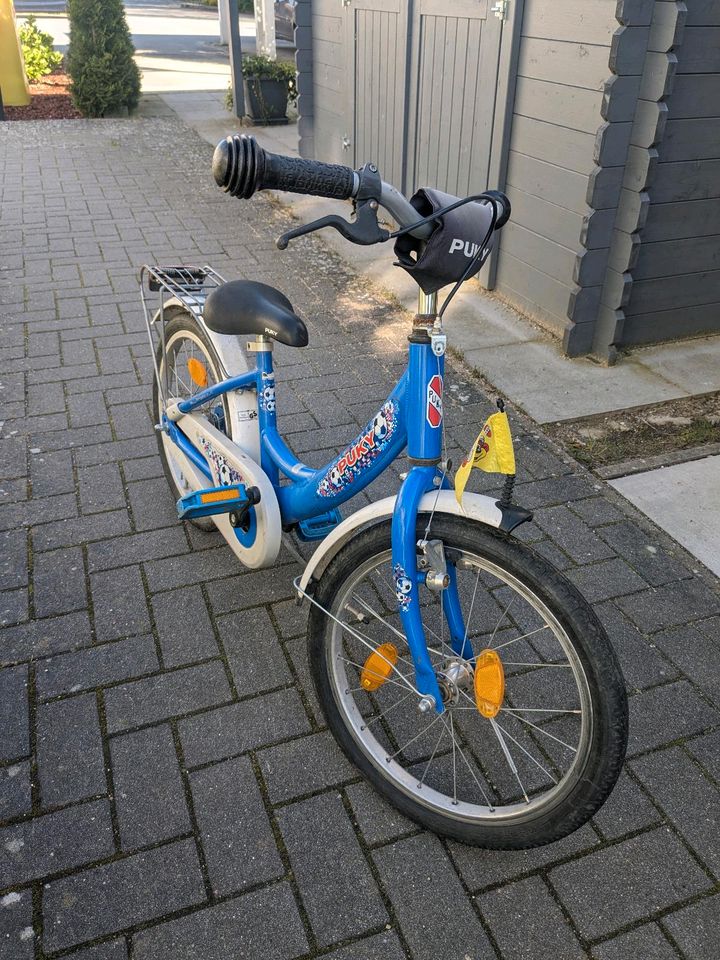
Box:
213, 135, 356, 201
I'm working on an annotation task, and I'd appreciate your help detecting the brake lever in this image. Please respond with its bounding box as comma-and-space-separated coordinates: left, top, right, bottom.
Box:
276, 199, 390, 250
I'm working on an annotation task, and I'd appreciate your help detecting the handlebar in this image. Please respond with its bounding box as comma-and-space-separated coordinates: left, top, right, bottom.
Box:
213, 135, 434, 240
213, 134, 357, 201
212, 135, 511, 247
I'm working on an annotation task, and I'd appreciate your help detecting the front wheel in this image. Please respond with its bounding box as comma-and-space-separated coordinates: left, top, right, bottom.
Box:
308, 515, 628, 848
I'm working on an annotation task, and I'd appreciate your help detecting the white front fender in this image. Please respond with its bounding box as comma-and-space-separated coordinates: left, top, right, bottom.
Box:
297, 491, 530, 595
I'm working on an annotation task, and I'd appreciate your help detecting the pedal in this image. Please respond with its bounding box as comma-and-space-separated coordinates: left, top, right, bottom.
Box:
297, 509, 343, 541
177, 484, 260, 521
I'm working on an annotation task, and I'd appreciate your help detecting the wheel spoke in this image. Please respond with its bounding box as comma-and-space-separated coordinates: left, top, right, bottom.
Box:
493, 625, 551, 651
418, 721, 446, 787
493, 718, 558, 785
490, 716, 530, 803
489, 593, 516, 647
461, 567, 482, 655
442, 714, 494, 808
362, 691, 415, 729
503, 662, 572, 669
387, 713, 442, 761
502, 710, 578, 752
449, 712, 458, 805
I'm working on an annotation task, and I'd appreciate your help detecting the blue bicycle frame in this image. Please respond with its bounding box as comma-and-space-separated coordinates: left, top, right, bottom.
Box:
170, 295, 469, 712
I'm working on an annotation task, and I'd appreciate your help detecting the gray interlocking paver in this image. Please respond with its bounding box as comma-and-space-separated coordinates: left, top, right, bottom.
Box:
218, 608, 293, 696
190, 756, 284, 895
0, 762, 32, 822
104, 660, 231, 733
131, 883, 309, 960
591, 923, 679, 960
374, 834, 495, 960
1, 610, 92, 666
279, 792, 388, 947
33, 546, 87, 618
151, 586, 219, 668
549, 828, 712, 939
42, 838, 205, 952
64, 941, 129, 960
36, 694, 106, 807
0, 666, 29, 761
662, 894, 720, 960
258, 730, 356, 803
111, 724, 190, 851
87, 527, 189, 574
479, 875, 588, 960
2, 114, 720, 959
0, 887, 33, 960
179, 687, 311, 767
90, 565, 151, 642
0, 799, 114, 888
631, 747, 720, 875
79, 463, 126, 515
626, 679, 720, 756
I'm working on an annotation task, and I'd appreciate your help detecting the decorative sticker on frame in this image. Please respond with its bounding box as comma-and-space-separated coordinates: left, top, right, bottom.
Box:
317, 399, 398, 498
199, 436, 244, 486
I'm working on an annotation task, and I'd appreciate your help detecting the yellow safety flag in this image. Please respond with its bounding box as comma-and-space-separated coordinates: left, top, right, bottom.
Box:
454, 411, 515, 505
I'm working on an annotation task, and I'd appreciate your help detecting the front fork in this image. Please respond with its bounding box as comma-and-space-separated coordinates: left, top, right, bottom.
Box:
391, 301, 473, 714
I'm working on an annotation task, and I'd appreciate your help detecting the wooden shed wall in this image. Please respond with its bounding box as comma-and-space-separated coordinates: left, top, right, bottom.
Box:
621, 0, 720, 345
493, 0, 620, 345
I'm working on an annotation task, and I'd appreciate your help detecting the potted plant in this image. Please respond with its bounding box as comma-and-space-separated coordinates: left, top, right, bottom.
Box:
241, 55, 296, 126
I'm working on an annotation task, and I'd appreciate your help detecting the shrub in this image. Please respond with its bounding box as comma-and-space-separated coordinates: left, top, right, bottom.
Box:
19, 15, 63, 83
241, 55, 297, 103
66, 0, 141, 117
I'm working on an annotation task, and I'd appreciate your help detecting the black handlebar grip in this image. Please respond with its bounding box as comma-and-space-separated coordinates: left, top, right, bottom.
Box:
213, 135, 356, 201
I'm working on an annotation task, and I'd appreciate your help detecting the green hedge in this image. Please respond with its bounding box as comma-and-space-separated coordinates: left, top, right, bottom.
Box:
66, 0, 141, 117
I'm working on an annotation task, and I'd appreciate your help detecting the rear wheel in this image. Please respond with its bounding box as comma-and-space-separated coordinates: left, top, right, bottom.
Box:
308, 515, 628, 848
152, 312, 230, 530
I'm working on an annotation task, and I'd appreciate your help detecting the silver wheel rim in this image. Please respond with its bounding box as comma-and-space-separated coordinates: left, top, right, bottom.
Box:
155, 326, 226, 495
327, 546, 594, 825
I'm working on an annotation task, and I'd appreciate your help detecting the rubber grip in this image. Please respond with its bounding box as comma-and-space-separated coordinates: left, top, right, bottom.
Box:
213, 134, 355, 201
263, 152, 355, 199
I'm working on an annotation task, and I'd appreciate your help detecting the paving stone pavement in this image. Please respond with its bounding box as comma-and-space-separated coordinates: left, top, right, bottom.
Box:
1, 117, 720, 960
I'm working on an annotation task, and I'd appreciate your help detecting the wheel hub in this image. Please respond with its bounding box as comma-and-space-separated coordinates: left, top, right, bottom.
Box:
437, 658, 474, 705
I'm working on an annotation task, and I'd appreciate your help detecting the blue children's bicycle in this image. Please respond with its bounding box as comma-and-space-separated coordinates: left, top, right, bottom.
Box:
140, 136, 627, 848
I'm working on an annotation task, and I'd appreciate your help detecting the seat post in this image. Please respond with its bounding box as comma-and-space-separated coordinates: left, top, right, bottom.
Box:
417, 290, 438, 319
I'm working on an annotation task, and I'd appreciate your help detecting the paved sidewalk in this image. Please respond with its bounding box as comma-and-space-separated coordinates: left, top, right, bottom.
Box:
1, 118, 720, 960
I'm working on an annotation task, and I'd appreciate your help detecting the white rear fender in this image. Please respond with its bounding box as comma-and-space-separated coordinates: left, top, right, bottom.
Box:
297, 491, 532, 595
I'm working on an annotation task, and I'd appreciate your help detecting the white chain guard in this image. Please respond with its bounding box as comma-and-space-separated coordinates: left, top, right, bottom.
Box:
169, 413, 281, 569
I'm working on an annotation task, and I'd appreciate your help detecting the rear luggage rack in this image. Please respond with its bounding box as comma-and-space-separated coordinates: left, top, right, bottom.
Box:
139, 264, 227, 406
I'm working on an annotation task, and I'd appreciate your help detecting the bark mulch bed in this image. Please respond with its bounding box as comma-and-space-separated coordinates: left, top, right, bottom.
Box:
3, 71, 81, 121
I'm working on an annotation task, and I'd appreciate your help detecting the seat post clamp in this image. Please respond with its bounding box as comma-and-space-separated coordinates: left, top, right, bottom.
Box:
247, 335, 273, 353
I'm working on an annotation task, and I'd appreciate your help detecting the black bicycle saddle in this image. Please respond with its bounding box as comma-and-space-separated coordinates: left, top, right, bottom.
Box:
204, 280, 308, 347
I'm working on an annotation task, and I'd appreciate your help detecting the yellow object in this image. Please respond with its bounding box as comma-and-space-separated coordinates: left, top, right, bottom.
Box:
474, 649, 505, 718
0, 0, 31, 106
187, 357, 209, 388
360, 643, 398, 691
200, 487, 240, 504
454, 411, 515, 505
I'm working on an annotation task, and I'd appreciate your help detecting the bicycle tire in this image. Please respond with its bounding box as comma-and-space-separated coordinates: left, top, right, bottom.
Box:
307, 515, 628, 848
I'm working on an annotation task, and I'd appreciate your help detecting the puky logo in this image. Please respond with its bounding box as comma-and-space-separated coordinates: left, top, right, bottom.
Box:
426, 374, 443, 428
449, 238, 481, 258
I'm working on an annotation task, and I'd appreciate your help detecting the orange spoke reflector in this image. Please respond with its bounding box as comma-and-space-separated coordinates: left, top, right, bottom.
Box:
187, 357, 209, 388
360, 643, 398, 691
474, 649, 505, 718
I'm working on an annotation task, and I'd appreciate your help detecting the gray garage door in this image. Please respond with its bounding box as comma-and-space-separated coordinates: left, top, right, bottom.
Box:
345, 0, 505, 197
